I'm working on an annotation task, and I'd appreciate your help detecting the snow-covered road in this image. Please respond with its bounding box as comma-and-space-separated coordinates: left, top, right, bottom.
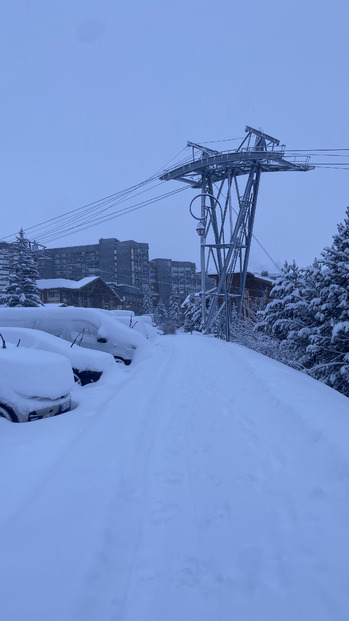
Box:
1, 334, 349, 621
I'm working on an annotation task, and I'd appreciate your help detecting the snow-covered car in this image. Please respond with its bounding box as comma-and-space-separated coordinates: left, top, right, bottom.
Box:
0, 326, 117, 385
0, 306, 146, 364
0, 340, 73, 422
106, 310, 158, 340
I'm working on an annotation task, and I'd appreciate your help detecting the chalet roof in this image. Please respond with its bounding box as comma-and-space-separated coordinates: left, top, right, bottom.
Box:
208, 271, 278, 285
36, 277, 100, 290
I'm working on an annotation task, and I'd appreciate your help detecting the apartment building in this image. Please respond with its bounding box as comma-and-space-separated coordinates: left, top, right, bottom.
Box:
0, 242, 11, 291
149, 258, 197, 306
38, 242, 100, 281
116, 240, 150, 291
37, 238, 150, 291
171, 261, 197, 300
2, 235, 198, 310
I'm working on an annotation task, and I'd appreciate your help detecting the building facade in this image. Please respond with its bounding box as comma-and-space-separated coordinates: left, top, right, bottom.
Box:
149, 258, 197, 306
116, 240, 150, 291
37, 238, 150, 291
112, 284, 144, 314
2, 235, 200, 311
171, 261, 197, 300
0, 242, 11, 292
37, 242, 100, 281
208, 271, 275, 317
149, 258, 172, 306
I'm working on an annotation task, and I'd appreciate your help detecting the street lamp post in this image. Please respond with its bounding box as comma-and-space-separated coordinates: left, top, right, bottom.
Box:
196, 218, 206, 327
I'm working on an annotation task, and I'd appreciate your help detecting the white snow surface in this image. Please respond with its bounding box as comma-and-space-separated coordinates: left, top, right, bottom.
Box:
1, 334, 349, 621
37, 277, 99, 289
106, 311, 158, 339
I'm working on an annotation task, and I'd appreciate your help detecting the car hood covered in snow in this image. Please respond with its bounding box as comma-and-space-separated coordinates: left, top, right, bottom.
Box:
1, 345, 73, 399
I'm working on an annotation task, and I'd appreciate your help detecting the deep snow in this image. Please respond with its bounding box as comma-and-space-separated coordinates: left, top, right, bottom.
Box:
0, 333, 349, 621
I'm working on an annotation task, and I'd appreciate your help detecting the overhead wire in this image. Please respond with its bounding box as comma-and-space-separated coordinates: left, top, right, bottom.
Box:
196, 137, 245, 144
1, 176, 159, 242
282, 148, 349, 152
1, 148, 191, 245
2, 143, 348, 250
30, 148, 201, 244
36, 186, 190, 245
28, 180, 169, 243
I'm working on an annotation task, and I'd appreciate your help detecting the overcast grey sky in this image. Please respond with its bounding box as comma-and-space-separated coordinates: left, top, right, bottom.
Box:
1, 0, 348, 272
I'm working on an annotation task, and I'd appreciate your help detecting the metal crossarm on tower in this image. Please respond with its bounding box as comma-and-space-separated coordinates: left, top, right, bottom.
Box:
160, 126, 314, 339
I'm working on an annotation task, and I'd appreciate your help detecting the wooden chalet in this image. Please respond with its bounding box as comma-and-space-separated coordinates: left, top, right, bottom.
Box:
37, 277, 122, 311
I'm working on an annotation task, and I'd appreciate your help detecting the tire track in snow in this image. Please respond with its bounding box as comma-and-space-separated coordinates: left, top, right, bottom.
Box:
108, 339, 209, 620
112, 335, 262, 620
78, 336, 229, 621
73, 339, 183, 621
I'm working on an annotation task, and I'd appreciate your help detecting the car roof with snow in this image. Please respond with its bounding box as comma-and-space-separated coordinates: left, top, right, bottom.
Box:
0, 306, 147, 362
0, 326, 116, 373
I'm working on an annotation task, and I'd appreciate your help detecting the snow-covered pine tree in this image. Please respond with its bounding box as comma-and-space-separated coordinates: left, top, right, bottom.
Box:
255, 260, 310, 363
168, 292, 183, 328
0, 229, 43, 307
305, 207, 349, 396
289, 258, 322, 367
211, 308, 226, 339
154, 298, 168, 327
142, 287, 154, 317
183, 293, 202, 332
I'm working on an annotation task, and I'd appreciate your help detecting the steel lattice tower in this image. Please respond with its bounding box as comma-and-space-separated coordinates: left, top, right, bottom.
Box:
160, 126, 314, 339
